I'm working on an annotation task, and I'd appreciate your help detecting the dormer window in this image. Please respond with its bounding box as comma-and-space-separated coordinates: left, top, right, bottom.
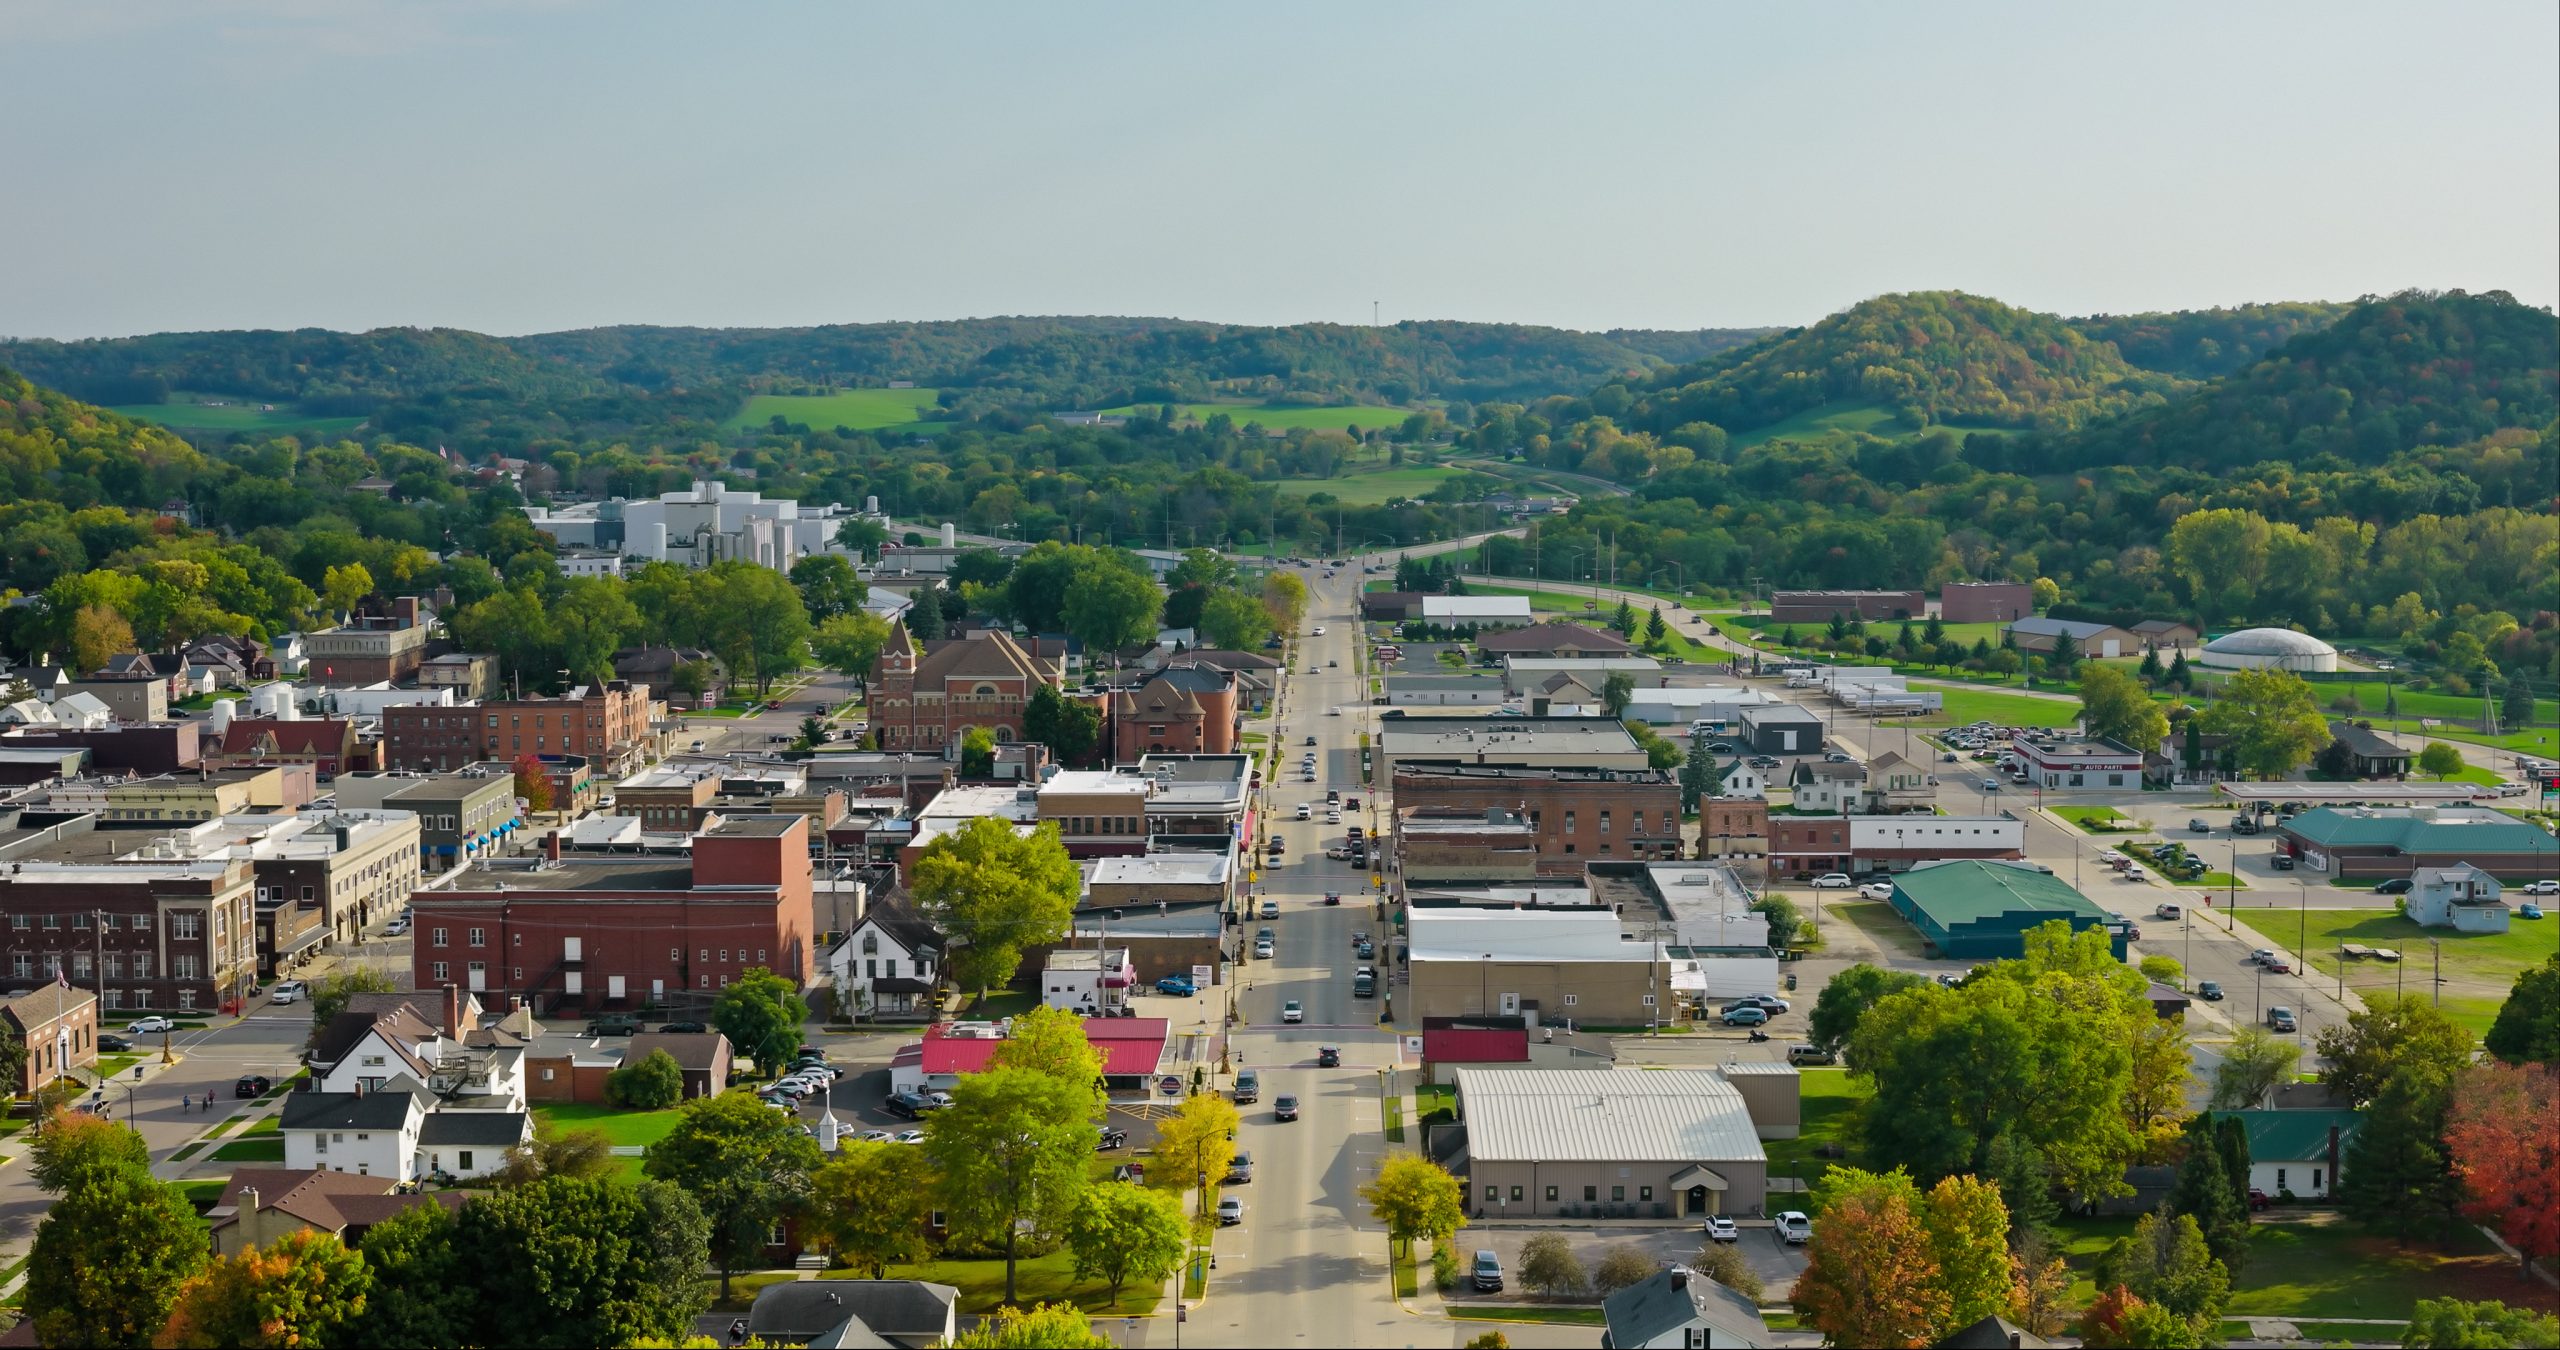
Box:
861, 932, 879, 955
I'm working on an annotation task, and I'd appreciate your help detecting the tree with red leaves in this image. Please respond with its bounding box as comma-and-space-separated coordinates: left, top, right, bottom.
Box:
2445, 1061, 2560, 1272
1790, 1172, 1949, 1348
511, 752, 553, 815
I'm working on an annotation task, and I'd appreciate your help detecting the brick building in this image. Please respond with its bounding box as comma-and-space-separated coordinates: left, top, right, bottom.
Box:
1768, 590, 1925, 624
1937, 582, 2035, 624
1391, 765, 1684, 873
2, 986, 99, 1095
217, 718, 362, 778
870, 627, 1061, 754
417, 653, 500, 700
408, 815, 817, 1014
333, 770, 522, 871
1106, 668, 1240, 758
1698, 797, 1769, 859
303, 599, 432, 683
0, 831, 259, 1015
381, 683, 655, 778
2, 722, 204, 774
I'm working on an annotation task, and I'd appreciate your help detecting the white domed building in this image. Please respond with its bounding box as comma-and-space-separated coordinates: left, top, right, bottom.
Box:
2200, 627, 2338, 673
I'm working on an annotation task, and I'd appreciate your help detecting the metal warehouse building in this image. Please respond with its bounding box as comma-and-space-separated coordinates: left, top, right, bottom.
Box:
1886, 859, 2126, 961
1454, 1068, 1770, 1221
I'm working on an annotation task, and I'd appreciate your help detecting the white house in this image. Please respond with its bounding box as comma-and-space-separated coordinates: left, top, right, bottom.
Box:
49, 692, 113, 729
825, 903, 942, 1020
2215, 1109, 2362, 1201
279, 1089, 424, 1180
311, 1003, 527, 1111
1788, 760, 1869, 813
416, 1109, 533, 1181
1601, 1267, 1771, 1348
2405, 864, 2509, 933
1714, 759, 1767, 800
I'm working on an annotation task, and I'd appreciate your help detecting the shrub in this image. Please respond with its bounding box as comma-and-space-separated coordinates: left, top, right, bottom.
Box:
603, 1048, 684, 1110
1518, 1232, 1585, 1298
1688, 1241, 1763, 1302
1431, 1243, 1461, 1290
1591, 1245, 1656, 1295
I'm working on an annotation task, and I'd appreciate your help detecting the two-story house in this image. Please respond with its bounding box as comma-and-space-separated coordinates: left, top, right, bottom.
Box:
825, 901, 942, 1020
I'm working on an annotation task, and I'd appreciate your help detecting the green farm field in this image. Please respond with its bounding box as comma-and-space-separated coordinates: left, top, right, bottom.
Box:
723, 387, 945, 432
109, 395, 364, 436
1269, 465, 1464, 505
1102, 401, 1411, 431
1728, 401, 2022, 450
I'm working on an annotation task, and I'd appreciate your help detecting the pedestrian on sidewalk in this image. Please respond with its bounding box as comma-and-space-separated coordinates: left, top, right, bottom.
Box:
180, 1094, 190, 1113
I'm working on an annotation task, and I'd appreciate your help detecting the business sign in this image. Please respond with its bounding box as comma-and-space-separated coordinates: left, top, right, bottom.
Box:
1191, 964, 1214, 990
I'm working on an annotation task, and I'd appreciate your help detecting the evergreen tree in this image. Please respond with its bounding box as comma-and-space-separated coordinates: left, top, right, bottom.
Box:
2049, 630, 2079, 674
1826, 613, 1851, 644
2138, 648, 2164, 683
2168, 1115, 2250, 1271
2167, 651, 2192, 689
1923, 614, 1945, 645
1984, 1130, 2059, 1250
1970, 636, 1993, 663
1645, 606, 1668, 647
2339, 1066, 2463, 1239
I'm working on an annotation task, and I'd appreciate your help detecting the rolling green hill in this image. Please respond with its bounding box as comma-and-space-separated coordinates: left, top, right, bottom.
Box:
1618, 290, 2188, 440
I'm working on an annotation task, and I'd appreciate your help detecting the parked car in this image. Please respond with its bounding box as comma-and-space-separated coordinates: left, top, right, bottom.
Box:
1720, 1006, 1770, 1027
1808, 873, 1854, 889
1858, 882, 1894, 901
1704, 1215, 1740, 1243
1217, 1196, 1244, 1226
1317, 1045, 1342, 1067
1156, 975, 1198, 997
2271, 853, 2296, 871
1727, 995, 1791, 1014
2189, 818, 2213, 834
126, 1016, 174, 1035
1775, 1211, 1812, 1244
894, 1130, 927, 1145
2196, 981, 2225, 1001
2520, 903, 2546, 920
2375, 878, 2413, 895
2247, 1187, 2272, 1211
268, 980, 307, 1004
234, 1075, 271, 1098
1471, 1250, 1505, 1291
1786, 1044, 1836, 1066
1097, 1127, 1129, 1151
97, 1034, 133, 1053
2266, 1006, 2298, 1033
1273, 1093, 1300, 1122
384, 917, 411, 935
660, 1020, 709, 1034
885, 1090, 940, 1120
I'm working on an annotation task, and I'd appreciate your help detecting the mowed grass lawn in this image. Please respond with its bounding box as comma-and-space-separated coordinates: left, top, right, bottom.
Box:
1764, 1069, 1868, 1191
531, 1102, 685, 1148
2053, 1215, 2524, 1320
2283, 909, 2559, 1035
884, 1247, 1162, 1316
723, 387, 944, 432
1104, 401, 1411, 432
1269, 465, 1464, 505
1919, 686, 2082, 729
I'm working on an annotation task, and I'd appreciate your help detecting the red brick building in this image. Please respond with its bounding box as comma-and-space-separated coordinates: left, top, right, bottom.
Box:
1390, 765, 1683, 873
0, 838, 259, 1015
2, 986, 100, 1096
1938, 582, 2035, 624
217, 718, 362, 779
302, 599, 432, 684
1107, 668, 1239, 758
1698, 797, 1769, 859
871, 628, 1060, 754
408, 815, 817, 1014
1768, 590, 1925, 624
382, 683, 655, 778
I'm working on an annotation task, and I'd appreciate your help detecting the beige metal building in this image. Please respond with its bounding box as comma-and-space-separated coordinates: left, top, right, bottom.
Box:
1406, 909, 1669, 1027
1455, 1068, 1769, 1220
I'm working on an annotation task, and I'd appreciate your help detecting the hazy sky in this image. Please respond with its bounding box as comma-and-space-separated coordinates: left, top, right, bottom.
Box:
4, 1, 2555, 339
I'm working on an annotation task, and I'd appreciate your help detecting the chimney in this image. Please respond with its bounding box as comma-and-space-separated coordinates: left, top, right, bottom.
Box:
544, 829, 562, 863
1667, 1266, 1687, 1290
444, 983, 461, 1041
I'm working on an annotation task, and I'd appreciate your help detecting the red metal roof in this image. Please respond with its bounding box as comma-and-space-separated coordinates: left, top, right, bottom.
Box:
1422, 1026, 1527, 1065
919, 1017, 1170, 1077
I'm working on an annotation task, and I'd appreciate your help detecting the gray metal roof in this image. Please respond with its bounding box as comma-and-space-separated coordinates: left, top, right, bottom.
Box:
1455, 1068, 1766, 1165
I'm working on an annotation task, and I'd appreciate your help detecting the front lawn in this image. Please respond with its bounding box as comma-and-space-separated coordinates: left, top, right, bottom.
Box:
2052, 1214, 2528, 1320
2283, 909, 2560, 1036
531, 1102, 684, 1149
884, 1247, 1162, 1316
209, 1137, 284, 1163
1826, 899, 1928, 958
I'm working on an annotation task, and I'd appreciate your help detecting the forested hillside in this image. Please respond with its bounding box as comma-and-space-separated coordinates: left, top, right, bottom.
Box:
1611, 291, 2189, 437
2071, 301, 2353, 378
1485, 289, 2558, 685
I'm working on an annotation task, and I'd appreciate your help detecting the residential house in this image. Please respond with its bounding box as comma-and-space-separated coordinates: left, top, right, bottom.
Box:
611, 646, 724, 704
1601, 1267, 1772, 1348
206, 1167, 464, 1256
620, 1031, 733, 1098
2210, 1109, 2362, 1201
1714, 758, 1766, 800
1787, 760, 1870, 813
278, 1089, 426, 1180
824, 902, 942, 1020
416, 1109, 534, 1180
743, 1280, 960, 1348
2326, 721, 2413, 779
2405, 864, 2508, 933
1936, 1316, 2061, 1349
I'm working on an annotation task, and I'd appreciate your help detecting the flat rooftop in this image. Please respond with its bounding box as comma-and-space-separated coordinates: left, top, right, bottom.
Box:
437, 859, 700, 893
1379, 718, 1643, 757
1044, 771, 1146, 797
704, 814, 800, 838
1392, 764, 1672, 787
1087, 853, 1233, 888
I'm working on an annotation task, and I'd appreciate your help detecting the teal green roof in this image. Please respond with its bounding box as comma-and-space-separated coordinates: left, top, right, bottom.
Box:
2211, 1108, 2363, 1162
1891, 860, 2109, 925
2284, 808, 2557, 856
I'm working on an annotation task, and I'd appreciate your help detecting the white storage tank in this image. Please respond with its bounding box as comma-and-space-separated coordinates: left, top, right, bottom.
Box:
205, 698, 238, 735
